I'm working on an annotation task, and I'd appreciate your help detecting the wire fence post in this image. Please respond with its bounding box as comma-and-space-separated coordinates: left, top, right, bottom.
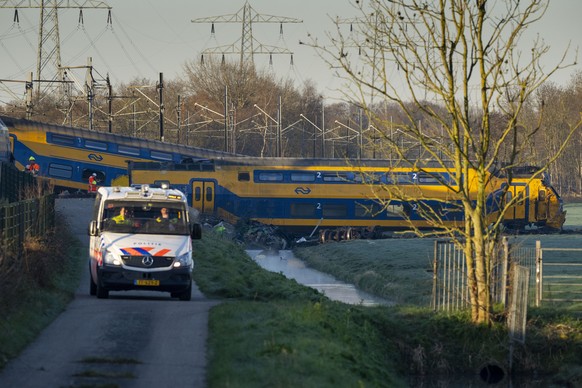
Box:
535, 240, 542, 307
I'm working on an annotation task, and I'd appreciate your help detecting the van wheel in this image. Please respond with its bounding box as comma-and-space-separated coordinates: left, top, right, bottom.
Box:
96, 281, 109, 299
174, 283, 192, 301
89, 275, 97, 296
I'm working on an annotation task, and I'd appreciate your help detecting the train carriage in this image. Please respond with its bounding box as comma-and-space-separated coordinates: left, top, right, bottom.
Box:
1, 115, 241, 192
128, 158, 565, 237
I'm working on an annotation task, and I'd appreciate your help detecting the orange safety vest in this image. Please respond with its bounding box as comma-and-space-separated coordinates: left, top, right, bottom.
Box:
26, 162, 39, 175
88, 176, 97, 192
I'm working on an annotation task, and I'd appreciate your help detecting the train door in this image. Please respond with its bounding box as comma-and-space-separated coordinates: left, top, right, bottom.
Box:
192, 180, 215, 214
508, 183, 528, 225
536, 188, 548, 222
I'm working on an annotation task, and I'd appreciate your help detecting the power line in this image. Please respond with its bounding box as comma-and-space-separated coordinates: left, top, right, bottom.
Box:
191, 1, 302, 67
0, 0, 111, 99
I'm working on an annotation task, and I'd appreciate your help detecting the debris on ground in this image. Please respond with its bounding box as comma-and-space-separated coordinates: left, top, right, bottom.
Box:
199, 215, 288, 250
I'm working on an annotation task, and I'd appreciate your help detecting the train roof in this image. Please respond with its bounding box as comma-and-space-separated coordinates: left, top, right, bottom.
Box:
129, 157, 457, 172
0, 115, 244, 160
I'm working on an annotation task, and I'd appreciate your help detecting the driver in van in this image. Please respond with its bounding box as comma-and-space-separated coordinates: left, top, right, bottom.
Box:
156, 207, 177, 224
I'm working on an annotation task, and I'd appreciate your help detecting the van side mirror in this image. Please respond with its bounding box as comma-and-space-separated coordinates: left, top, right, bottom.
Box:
190, 223, 202, 240
88, 220, 98, 236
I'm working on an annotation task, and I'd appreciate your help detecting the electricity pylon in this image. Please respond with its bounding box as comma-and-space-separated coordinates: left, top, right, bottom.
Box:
191, 1, 302, 67
0, 0, 111, 99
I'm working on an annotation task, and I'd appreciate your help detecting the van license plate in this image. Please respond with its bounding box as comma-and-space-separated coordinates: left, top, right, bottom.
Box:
134, 279, 160, 286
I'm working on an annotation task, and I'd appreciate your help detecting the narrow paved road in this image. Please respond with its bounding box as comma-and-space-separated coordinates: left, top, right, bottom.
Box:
0, 198, 218, 387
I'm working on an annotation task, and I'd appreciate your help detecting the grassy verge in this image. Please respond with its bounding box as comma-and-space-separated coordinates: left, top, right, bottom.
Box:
0, 226, 84, 369
195, 232, 581, 386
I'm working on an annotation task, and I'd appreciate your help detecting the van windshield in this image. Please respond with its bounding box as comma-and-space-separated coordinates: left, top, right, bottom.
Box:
102, 201, 189, 235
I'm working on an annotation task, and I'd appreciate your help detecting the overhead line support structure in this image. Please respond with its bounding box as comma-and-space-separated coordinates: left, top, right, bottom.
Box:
191, 1, 302, 67
0, 0, 111, 102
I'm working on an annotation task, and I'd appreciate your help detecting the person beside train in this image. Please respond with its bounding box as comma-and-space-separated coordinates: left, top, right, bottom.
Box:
25, 156, 40, 176
88, 173, 99, 194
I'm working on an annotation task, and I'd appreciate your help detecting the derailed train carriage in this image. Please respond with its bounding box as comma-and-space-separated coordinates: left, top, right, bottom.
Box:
1, 115, 240, 192
128, 158, 566, 241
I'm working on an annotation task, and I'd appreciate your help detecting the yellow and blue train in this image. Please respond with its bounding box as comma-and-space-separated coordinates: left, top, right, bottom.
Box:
2, 114, 565, 238
1, 115, 240, 192
128, 158, 566, 238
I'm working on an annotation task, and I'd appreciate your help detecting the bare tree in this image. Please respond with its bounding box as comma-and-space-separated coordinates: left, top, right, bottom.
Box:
314, 0, 580, 324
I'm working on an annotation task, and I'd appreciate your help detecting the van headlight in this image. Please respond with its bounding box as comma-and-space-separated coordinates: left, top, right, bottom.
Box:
103, 250, 122, 266
173, 252, 192, 268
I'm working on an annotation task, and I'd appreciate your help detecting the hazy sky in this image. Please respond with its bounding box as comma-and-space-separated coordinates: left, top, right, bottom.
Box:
0, 0, 580, 104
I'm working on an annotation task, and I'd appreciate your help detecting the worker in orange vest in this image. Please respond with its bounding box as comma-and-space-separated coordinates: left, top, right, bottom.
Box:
88, 173, 98, 194
25, 156, 40, 176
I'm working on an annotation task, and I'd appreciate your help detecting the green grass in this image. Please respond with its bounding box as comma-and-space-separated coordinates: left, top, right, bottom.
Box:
195, 231, 582, 386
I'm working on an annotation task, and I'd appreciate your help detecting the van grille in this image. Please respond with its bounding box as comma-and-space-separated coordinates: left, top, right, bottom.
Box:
122, 256, 174, 268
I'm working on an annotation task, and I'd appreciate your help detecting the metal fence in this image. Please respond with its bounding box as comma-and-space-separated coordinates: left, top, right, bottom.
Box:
432, 238, 513, 312
0, 162, 55, 258
535, 243, 582, 305
432, 237, 582, 312
0, 195, 55, 255
0, 161, 35, 203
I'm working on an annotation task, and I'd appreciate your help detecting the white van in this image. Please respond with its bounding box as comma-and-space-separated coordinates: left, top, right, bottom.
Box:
88, 184, 201, 301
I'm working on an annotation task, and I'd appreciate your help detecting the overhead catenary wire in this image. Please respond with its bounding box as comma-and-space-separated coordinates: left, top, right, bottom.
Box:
109, 11, 157, 79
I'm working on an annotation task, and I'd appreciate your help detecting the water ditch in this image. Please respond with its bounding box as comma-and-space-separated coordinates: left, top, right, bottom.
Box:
247, 248, 392, 306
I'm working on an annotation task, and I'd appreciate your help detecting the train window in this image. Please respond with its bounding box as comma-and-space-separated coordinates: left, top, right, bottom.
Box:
238, 172, 250, 182
50, 134, 75, 146
322, 204, 347, 218
206, 186, 212, 201
539, 190, 546, 201
416, 173, 440, 184
150, 150, 173, 161
84, 140, 107, 151
48, 163, 73, 178
386, 173, 414, 184
505, 191, 513, 205
118, 145, 140, 156
322, 173, 348, 182
194, 186, 201, 202
355, 202, 382, 218
517, 191, 525, 205
258, 172, 283, 181
354, 173, 381, 184
291, 172, 316, 182
386, 204, 407, 217
290, 203, 316, 217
